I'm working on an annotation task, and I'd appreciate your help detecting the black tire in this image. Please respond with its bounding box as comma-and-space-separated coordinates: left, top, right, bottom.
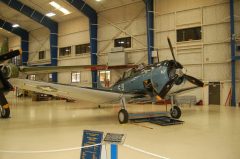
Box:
1, 107, 10, 118
118, 109, 128, 124
170, 106, 181, 119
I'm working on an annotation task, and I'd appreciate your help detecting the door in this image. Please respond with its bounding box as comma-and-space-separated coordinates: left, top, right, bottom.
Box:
209, 82, 220, 105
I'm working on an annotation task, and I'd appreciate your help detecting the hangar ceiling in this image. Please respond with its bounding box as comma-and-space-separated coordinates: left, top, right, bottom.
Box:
0, 0, 142, 37
87, 0, 142, 12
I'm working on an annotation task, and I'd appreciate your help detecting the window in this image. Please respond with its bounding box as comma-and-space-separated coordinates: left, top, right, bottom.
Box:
39, 51, 45, 59
76, 43, 90, 54
29, 75, 36, 81
99, 71, 111, 87
48, 74, 52, 82
59, 46, 71, 56
71, 72, 80, 83
114, 37, 131, 48
177, 27, 201, 42
12, 56, 21, 65
99, 70, 110, 82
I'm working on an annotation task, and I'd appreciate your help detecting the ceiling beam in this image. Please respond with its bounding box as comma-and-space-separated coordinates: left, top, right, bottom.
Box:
66, 0, 98, 88
0, 18, 28, 65
0, 0, 58, 82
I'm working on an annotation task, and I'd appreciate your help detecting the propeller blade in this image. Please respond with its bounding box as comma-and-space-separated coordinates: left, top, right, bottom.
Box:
0, 49, 21, 62
158, 76, 178, 98
167, 37, 176, 61
183, 74, 204, 87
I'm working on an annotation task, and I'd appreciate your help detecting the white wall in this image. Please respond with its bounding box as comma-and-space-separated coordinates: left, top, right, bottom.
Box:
57, 16, 92, 86
0, 35, 6, 47
98, 1, 147, 85
155, 0, 240, 105
28, 27, 50, 65
8, 36, 20, 50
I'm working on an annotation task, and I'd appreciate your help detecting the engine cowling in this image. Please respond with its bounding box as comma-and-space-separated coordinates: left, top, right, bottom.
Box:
1, 63, 19, 79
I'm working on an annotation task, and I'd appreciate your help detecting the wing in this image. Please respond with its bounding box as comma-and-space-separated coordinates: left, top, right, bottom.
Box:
19, 65, 137, 74
9, 78, 134, 104
19, 65, 107, 74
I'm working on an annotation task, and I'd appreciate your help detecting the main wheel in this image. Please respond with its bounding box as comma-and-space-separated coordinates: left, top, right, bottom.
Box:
170, 106, 181, 119
118, 109, 128, 124
0, 107, 10, 118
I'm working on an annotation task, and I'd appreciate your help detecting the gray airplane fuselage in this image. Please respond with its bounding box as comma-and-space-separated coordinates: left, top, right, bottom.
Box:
111, 60, 175, 94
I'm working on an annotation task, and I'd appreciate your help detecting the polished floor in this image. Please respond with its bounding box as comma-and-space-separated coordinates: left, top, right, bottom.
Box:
0, 92, 239, 159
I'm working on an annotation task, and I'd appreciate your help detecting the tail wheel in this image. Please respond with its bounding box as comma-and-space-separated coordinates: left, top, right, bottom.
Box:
1, 107, 10, 118
170, 106, 181, 119
118, 109, 128, 124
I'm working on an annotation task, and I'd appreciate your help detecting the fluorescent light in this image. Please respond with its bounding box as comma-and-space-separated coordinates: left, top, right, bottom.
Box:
12, 24, 19, 28
59, 7, 70, 15
96, 0, 102, 1
49, 1, 71, 15
49, 1, 61, 9
46, 12, 56, 17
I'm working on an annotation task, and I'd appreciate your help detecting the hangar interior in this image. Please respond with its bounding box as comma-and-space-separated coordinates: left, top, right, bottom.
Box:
0, 0, 240, 159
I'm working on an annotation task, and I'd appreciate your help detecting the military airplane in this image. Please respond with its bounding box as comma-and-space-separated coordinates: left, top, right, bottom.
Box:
0, 38, 204, 124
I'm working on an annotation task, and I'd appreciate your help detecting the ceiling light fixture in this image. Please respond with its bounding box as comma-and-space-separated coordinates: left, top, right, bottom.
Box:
12, 24, 19, 28
96, 0, 102, 1
46, 12, 56, 17
59, 7, 70, 15
49, 1, 61, 9
49, 1, 71, 15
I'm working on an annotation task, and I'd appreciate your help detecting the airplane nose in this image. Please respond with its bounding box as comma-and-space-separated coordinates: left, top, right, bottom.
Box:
175, 69, 184, 77
168, 68, 176, 79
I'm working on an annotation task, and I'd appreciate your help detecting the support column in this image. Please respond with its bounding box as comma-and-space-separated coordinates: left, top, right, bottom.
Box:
145, 0, 154, 64
230, 0, 236, 106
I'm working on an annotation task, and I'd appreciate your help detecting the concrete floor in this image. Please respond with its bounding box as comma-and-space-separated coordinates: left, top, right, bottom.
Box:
0, 92, 239, 159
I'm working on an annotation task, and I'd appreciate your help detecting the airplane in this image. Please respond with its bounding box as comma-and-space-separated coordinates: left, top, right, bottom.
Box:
0, 38, 204, 124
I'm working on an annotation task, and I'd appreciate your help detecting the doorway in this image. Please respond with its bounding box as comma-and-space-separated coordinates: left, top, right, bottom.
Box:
209, 82, 220, 105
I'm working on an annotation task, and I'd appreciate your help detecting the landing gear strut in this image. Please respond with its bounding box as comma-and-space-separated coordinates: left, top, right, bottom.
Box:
118, 96, 129, 124
170, 96, 181, 119
0, 93, 10, 118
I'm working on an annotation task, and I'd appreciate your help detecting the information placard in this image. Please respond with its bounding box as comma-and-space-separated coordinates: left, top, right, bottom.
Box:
80, 130, 103, 159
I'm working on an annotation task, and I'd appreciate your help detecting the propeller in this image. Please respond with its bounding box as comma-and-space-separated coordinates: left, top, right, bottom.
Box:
158, 75, 178, 98
183, 74, 204, 87
157, 37, 204, 98
167, 37, 176, 61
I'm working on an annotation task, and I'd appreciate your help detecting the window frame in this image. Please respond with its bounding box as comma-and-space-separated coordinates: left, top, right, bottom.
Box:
29, 74, 36, 81
71, 72, 81, 83
114, 37, 132, 48
39, 51, 45, 60
59, 46, 71, 57
99, 70, 111, 82
75, 43, 90, 55
177, 26, 202, 42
